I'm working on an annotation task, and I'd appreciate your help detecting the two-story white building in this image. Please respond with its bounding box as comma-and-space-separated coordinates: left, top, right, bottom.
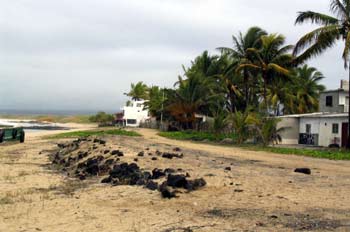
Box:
278, 80, 349, 148
119, 100, 150, 127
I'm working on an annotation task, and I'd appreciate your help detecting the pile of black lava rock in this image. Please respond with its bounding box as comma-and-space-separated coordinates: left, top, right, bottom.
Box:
101, 164, 206, 198
49, 137, 206, 199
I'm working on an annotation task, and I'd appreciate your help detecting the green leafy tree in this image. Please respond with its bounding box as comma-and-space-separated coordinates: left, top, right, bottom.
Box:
251, 114, 285, 146
125, 82, 149, 101
238, 34, 293, 111
89, 112, 115, 125
292, 65, 326, 114
144, 86, 166, 119
294, 0, 350, 147
266, 78, 295, 116
227, 110, 255, 144
218, 26, 267, 108
210, 105, 229, 135
167, 76, 208, 129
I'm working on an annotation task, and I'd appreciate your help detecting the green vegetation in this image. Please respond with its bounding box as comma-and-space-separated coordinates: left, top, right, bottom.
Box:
124, 1, 350, 149
241, 146, 350, 161
89, 112, 115, 125
159, 131, 349, 160
46, 129, 141, 139
158, 131, 237, 142
125, 27, 326, 145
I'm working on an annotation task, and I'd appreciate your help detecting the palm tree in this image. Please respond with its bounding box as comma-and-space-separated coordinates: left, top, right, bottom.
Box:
167, 76, 208, 129
125, 82, 149, 101
179, 51, 227, 116
238, 34, 293, 111
294, 0, 350, 147
292, 65, 326, 114
214, 55, 243, 113
143, 86, 165, 119
227, 110, 255, 144
266, 78, 295, 116
218, 27, 267, 107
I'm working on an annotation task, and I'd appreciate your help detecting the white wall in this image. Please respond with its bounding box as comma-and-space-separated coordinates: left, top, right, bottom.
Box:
123, 100, 150, 127
277, 117, 300, 145
299, 118, 320, 134
318, 117, 347, 147
300, 117, 347, 147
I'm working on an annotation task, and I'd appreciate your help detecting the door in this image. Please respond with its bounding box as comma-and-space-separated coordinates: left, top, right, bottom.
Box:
342, 123, 349, 148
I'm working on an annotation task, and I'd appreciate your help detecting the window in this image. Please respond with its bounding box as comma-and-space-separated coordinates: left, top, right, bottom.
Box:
326, 96, 333, 107
127, 119, 137, 124
136, 103, 142, 107
332, 123, 339, 134
306, 124, 311, 134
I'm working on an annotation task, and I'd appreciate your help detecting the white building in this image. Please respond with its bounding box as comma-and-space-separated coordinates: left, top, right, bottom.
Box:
278, 80, 349, 148
121, 100, 150, 127
278, 113, 348, 147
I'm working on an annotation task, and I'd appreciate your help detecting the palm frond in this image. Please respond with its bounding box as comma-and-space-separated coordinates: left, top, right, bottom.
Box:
293, 25, 340, 56
330, 0, 348, 19
267, 63, 290, 75
295, 11, 339, 25
342, 31, 350, 68
294, 26, 340, 63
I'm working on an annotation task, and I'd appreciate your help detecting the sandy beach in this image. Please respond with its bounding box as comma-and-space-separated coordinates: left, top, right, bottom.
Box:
0, 128, 350, 232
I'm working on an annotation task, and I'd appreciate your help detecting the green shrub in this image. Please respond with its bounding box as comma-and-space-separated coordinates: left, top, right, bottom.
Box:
89, 112, 115, 124
158, 130, 237, 142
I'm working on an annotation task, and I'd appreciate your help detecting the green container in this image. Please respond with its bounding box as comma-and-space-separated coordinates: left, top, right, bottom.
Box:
0, 127, 25, 143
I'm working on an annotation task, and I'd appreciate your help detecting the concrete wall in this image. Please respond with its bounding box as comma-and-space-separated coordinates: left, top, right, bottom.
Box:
300, 118, 320, 134
318, 117, 348, 147
319, 91, 349, 113
339, 92, 349, 113
277, 117, 299, 145
319, 92, 343, 113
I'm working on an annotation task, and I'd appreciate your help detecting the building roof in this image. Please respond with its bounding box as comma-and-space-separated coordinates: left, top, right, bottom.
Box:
278, 112, 348, 119
320, 88, 349, 94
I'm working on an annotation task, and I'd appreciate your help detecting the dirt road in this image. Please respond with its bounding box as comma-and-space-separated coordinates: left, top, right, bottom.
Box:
0, 128, 349, 232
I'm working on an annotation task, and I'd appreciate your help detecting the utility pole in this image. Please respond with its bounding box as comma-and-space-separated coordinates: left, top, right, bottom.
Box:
160, 88, 165, 129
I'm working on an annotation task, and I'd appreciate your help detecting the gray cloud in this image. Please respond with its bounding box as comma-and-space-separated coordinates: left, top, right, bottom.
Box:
0, 0, 347, 112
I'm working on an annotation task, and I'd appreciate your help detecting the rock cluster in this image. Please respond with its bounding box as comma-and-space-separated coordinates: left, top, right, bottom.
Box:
49, 137, 206, 199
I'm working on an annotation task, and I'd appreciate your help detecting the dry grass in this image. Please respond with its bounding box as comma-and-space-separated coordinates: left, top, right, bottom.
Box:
0, 191, 33, 205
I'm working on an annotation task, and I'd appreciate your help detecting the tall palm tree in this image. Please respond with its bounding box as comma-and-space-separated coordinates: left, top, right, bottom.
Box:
238, 34, 293, 111
179, 51, 227, 116
218, 27, 267, 107
125, 82, 149, 101
294, 0, 350, 147
292, 65, 326, 114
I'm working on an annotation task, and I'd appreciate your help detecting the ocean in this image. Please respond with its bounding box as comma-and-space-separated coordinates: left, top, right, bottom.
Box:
0, 109, 100, 116
0, 118, 69, 131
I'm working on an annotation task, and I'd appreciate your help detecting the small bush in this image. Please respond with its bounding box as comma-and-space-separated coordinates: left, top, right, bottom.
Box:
89, 112, 115, 125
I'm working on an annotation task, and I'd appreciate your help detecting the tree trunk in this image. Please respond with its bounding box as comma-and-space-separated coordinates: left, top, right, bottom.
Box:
348, 61, 350, 149
244, 68, 249, 109
263, 73, 268, 113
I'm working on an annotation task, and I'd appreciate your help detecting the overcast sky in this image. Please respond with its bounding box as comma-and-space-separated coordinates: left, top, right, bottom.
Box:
0, 0, 347, 112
